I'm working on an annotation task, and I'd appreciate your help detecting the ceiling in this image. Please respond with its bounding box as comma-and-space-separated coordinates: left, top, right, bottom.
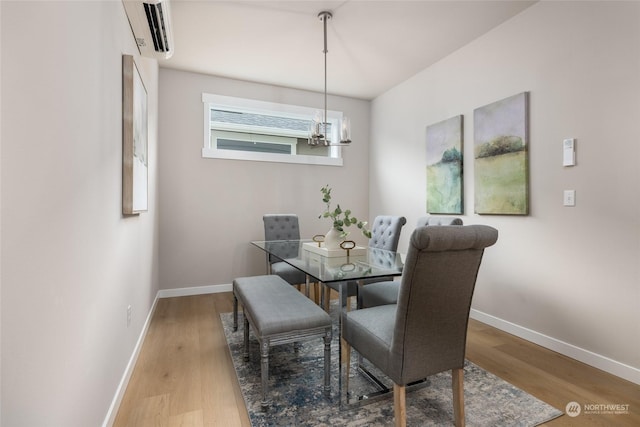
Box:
162, 0, 536, 100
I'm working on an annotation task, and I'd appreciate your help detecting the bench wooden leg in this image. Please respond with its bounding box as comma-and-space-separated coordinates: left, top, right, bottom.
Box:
260, 339, 270, 408
323, 329, 331, 395
243, 317, 250, 361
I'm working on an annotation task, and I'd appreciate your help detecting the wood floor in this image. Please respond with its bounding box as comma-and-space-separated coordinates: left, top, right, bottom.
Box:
113, 293, 639, 426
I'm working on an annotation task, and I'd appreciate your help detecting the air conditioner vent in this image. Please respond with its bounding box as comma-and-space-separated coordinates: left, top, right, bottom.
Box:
122, 0, 174, 59
143, 2, 170, 53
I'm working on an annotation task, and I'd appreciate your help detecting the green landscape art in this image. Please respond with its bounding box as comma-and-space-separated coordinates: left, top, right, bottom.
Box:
426, 115, 463, 214
474, 92, 529, 215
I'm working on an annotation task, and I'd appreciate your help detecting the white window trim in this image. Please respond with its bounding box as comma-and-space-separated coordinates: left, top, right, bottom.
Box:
202, 93, 343, 166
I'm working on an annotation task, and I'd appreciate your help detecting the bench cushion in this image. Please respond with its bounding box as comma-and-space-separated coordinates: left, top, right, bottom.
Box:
234, 275, 331, 337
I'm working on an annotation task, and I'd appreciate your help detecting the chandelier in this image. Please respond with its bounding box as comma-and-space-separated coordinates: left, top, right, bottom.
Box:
308, 11, 352, 146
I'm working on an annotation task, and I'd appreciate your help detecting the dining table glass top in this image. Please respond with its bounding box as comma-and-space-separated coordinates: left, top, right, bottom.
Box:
251, 239, 404, 283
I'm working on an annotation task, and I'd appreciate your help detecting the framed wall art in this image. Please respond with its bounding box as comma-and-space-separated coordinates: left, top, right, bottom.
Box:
426, 115, 463, 214
122, 54, 148, 215
474, 92, 529, 215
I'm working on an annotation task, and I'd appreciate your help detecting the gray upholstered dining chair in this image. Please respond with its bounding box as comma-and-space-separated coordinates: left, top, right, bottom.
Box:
359, 216, 463, 308
341, 225, 498, 427
263, 214, 307, 291
323, 215, 406, 311
416, 215, 464, 227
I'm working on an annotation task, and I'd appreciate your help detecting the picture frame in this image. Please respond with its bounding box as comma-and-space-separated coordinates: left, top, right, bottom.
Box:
426, 115, 463, 214
122, 54, 148, 215
474, 92, 529, 215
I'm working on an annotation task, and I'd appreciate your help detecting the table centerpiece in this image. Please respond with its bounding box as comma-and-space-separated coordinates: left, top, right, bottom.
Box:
319, 185, 371, 250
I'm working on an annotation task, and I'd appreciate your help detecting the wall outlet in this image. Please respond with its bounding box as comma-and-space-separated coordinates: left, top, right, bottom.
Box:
563, 190, 576, 207
127, 305, 132, 327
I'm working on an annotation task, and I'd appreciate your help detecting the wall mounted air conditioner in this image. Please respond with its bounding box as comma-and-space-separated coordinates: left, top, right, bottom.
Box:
122, 0, 174, 59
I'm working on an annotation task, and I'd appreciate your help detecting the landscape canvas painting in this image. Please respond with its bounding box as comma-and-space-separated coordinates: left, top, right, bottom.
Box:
426, 115, 463, 214
474, 92, 529, 215
122, 54, 148, 215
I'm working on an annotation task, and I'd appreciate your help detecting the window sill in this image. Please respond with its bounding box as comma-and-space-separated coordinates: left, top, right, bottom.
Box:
201, 147, 343, 166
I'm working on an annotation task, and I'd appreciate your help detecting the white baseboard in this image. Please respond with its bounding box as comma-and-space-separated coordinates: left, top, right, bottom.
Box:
102, 283, 231, 426
470, 309, 640, 385
157, 283, 232, 298
102, 295, 160, 427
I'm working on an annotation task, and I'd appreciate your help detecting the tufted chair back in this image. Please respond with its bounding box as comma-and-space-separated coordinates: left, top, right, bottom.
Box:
369, 215, 407, 251
358, 216, 462, 309
416, 216, 463, 227
325, 215, 406, 310
263, 214, 300, 263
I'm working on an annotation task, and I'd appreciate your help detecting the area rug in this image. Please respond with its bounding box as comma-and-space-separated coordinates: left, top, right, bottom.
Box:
221, 311, 563, 426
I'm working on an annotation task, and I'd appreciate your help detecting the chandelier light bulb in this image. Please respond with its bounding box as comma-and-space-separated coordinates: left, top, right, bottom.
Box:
341, 116, 351, 144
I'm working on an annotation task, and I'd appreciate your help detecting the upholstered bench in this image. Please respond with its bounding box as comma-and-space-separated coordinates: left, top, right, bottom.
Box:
232, 275, 332, 408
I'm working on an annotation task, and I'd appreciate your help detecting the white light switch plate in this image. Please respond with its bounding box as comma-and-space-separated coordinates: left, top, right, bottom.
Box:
563, 138, 576, 166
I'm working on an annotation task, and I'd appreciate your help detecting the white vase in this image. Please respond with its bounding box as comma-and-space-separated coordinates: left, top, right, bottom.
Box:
324, 227, 343, 250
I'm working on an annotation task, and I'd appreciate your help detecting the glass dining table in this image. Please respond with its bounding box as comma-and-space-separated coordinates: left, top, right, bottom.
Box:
251, 239, 403, 302
251, 239, 405, 406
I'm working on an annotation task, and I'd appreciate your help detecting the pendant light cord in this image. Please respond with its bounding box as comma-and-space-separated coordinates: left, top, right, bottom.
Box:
320, 11, 332, 144
324, 15, 327, 136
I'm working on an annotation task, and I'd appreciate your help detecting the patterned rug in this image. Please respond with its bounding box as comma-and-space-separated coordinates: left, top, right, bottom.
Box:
221, 311, 563, 426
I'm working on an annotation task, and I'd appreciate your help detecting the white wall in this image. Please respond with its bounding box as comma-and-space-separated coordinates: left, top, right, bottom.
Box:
1, 2, 160, 426
158, 69, 371, 290
370, 1, 640, 382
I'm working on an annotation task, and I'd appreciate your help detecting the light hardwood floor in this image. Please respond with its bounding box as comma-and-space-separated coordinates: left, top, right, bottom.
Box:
114, 293, 639, 426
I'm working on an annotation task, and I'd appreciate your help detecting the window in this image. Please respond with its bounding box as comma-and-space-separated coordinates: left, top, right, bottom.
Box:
202, 93, 344, 166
